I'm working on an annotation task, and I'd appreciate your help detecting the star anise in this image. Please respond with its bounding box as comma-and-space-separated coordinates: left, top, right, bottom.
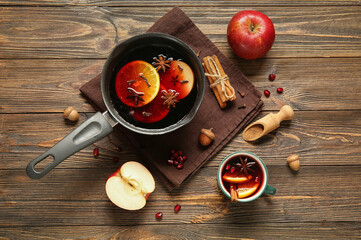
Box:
170, 75, 179, 85
152, 54, 172, 72
239, 157, 256, 177
126, 87, 144, 106
161, 89, 179, 108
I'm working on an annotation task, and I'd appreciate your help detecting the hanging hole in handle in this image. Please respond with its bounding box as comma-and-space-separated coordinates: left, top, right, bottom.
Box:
34, 154, 55, 172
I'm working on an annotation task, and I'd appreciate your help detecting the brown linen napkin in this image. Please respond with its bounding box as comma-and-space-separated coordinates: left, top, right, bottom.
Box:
80, 7, 263, 190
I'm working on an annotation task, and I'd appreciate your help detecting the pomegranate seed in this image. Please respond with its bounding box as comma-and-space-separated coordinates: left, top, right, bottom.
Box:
269, 74, 276, 81
225, 164, 231, 171
177, 163, 184, 169
182, 156, 188, 161
173, 152, 179, 157
174, 204, 181, 212
155, 212, 163, 219
168, 159, 174, 165
171, 150, 176, 155
277, 88, 283, 94
230, 167, 236, 173
177, 151, 183, 156
255, 176, 259, 183
113, 157, 119, 163
93, 148, 99, 157
173, 160, 179, 166
177, 156, 184, 163
170, 156, 175, 160
264, 90, 270, 98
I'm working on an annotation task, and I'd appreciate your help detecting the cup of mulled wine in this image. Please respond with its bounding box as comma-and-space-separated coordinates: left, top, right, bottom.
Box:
217, 151, 276, 202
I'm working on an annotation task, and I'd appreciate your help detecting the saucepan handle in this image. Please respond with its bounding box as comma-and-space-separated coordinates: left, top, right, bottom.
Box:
26, 111, 116, 179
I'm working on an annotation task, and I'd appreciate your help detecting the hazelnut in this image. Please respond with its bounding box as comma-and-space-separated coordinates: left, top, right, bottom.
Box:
64, 107, 79, 122
199, 128, 215, 146
287, 154, 300, 171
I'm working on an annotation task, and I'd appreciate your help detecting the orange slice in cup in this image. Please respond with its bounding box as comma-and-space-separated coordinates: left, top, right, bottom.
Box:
115, 60, 160, 107
236, 175, 261, 199
223, 171, 253, 184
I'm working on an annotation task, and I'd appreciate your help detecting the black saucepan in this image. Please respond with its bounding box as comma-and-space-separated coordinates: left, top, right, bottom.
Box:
26, 33, 205, 179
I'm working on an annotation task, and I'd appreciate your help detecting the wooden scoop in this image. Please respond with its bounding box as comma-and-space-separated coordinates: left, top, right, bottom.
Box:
243, 105, 294, 142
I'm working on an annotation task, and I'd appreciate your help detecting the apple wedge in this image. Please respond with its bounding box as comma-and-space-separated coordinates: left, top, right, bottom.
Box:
105, 161, 155, 210
159, 60, 194, 100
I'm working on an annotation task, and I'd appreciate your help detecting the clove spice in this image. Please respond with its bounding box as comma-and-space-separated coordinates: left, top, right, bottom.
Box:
139, 73, 151, 87
238, 103, 247, 109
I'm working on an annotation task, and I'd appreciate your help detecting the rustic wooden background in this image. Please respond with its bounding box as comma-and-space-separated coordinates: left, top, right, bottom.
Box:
1, 1, 360, 239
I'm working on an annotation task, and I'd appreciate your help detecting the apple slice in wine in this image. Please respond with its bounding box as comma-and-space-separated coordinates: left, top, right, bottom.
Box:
159, 60, 194, 100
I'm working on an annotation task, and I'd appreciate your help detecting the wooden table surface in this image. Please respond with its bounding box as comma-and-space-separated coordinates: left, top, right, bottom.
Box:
1, 1, 360, 239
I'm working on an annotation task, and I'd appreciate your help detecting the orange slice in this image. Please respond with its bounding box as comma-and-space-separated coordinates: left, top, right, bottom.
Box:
115, 60, 160, 107
223, 171, 253, 184
236, 175, 261, 199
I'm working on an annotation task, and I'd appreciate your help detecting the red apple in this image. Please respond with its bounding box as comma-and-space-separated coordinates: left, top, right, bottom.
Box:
105, 161, 155, 210
227, 10, 275, 59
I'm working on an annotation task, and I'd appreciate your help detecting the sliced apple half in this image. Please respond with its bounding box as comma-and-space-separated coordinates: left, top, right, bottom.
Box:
105, 161, 155, 210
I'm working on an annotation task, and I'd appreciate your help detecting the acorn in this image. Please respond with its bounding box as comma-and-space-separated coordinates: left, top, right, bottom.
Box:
64, 107, 79, 122
287, 154, 300, 171
199, 128, 215, 146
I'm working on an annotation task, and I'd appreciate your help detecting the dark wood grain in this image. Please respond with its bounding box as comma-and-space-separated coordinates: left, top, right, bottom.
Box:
1, 165, 361, 202
0, 2, 360, 239
0, 7, 360, 59
0, 110, 360, 170
1, 58, 361, 113
0, 223, 360, 240
0, 166, 360, 227
0, 0, 360, 6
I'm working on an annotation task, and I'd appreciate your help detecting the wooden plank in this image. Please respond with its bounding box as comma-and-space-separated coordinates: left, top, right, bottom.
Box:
0, 0, 360, 7
0, 6, 360, 59
0, 223, 360, 240
1, 166, 360, 201
0, 59, 102, 113
1, 58, 361, 113
0, 166, 360, 226
1, 110, 360, 170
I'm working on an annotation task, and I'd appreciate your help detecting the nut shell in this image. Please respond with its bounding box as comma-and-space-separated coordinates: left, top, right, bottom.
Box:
64, 107, 79, 122
201, 128, 215, 140
287, 154, 300, 171
199, 128, 215, 146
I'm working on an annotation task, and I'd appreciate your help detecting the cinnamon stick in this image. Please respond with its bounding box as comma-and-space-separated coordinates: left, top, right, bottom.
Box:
212, 55, 236, 101
230, 183, 238, 202
202, 62, 227, 108
202, 55, 236, 109
203, 56, 227, 103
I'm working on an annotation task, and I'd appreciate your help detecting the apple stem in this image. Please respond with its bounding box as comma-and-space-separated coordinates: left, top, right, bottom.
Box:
250, 24, 255, 32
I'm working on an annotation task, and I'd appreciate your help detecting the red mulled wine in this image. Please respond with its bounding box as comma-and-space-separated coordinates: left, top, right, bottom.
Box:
109, 44, 198, 129
221, 155, 263, 199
